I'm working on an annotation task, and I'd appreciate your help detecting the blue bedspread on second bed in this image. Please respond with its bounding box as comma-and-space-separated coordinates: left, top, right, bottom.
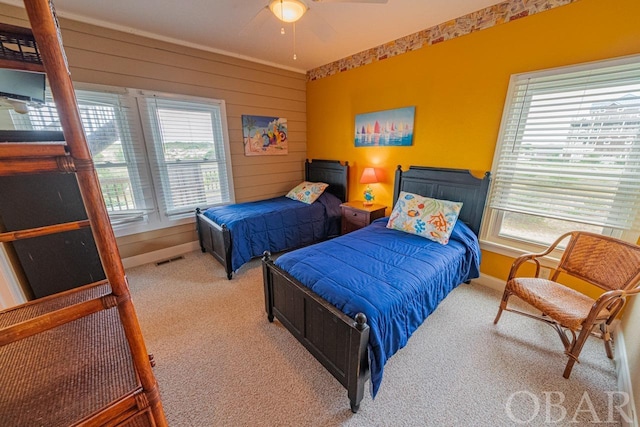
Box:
203, 192, 342, 272
274, 218, 481, 397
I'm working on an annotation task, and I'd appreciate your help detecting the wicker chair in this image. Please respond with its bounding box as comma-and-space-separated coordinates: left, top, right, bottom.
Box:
494, 231, 640, 378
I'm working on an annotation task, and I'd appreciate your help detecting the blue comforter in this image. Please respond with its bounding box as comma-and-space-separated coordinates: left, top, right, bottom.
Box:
274, 218, 481, 397
203, 192, 342, 272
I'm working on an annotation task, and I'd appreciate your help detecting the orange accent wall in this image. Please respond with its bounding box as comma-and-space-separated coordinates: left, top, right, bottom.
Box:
308, 0, 640, 198
307, 0, 640, 278
307, 0, 640, 411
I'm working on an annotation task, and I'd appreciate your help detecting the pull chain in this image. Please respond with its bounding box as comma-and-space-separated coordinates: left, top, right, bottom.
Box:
293, 22, 297, 60
280, 0, 285, 34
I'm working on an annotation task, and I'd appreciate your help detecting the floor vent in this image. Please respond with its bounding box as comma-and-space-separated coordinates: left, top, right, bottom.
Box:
155, 256, 185, 266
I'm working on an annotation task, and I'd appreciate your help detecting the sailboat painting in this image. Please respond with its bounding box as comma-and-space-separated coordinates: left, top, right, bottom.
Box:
355, 106, 415, 147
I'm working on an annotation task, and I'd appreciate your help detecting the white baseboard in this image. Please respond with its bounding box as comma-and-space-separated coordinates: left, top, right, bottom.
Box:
615, 327, 638, 427
471, 273, 506, 293
121, 241, 200, 269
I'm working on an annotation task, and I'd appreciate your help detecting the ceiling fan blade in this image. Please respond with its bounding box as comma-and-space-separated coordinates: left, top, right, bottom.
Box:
305, 11, 337, 43
311, 0, 388, 3
239, 6, 271, 37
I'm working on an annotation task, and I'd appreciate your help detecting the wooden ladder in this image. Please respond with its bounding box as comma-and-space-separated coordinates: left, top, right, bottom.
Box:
0, 2, 167, 425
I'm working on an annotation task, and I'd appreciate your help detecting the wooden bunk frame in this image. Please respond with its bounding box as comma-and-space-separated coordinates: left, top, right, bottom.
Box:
0, 3, 167, 425
196, 158, 348, 279
262, 166, 490, 412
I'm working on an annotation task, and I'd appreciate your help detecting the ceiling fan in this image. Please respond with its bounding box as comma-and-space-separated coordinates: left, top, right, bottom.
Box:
243, 0, 388, 60
266, 0, 388, 24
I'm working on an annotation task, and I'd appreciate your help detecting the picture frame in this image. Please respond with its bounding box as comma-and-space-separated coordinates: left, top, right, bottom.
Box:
242, 115, 288, 156
354, 106, 415, 147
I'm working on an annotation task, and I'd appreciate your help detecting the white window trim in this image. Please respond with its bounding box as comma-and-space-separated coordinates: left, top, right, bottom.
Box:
480, 214, 562, 268
481, 54, 640, 255
137, 90, 235, 219
68, 83, 235, 237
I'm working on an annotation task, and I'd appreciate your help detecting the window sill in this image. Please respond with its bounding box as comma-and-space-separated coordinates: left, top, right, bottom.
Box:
479, 239, 561, 269
112, 215, 195, 238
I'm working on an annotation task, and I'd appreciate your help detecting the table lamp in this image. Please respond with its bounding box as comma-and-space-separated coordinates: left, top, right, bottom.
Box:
360, 167, 379, 206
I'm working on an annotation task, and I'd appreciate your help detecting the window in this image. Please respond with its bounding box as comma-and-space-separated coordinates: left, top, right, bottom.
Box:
139, 95, 232, 218
20, 89, 154, 227
7, 84, 234, 235
483, 56, 640, 255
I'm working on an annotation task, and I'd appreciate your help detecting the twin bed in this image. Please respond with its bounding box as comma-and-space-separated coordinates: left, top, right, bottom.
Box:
196, 159, 348, 279
262, 165, 490, 412
197, 161, 490, 411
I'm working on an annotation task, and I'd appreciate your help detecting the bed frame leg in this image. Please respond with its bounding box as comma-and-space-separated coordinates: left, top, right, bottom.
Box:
347, 312, 368, 413
195, 208, 206, 253
262, 251, 275, 322
222, 224, 233, 279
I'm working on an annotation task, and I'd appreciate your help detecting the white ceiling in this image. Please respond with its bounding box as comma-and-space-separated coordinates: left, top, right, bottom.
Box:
2, 0, 506, 73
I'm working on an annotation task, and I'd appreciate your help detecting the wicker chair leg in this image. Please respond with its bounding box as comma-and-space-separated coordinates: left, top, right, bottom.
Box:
601, 323, 614, 359
563, 326, 593, 378
493, 290, 511, 324
563, 358, 577, 379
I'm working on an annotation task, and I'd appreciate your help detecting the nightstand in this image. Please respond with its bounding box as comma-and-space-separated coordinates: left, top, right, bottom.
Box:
340, 201, 386, 234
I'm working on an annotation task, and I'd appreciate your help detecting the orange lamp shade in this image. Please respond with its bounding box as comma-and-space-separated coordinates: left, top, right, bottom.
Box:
360, 167, 379, 184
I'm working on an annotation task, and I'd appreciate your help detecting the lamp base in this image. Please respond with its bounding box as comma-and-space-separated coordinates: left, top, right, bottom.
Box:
363, 186, 375, 207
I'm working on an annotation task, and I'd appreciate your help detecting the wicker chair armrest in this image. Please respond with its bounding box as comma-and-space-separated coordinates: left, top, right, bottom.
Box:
585, 289, 630, 325
507, 232, 575, 281
508, 254, 541, 281
624, 287, 640, 297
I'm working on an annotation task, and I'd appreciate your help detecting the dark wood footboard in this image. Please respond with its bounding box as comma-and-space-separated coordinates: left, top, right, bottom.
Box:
262, 252, 370, 413
196, 208, 233, 279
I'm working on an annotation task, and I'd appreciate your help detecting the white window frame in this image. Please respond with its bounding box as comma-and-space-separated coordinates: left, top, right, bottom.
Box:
481, 55, 640, 262
137, 91, 234, 220
10, 82, 235, 237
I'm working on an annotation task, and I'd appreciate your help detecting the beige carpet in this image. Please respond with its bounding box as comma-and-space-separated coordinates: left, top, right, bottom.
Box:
126, 251, 625, 426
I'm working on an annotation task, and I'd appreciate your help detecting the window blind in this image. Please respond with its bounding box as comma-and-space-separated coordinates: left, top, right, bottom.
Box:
489, 59, 640, 231
18, 88, 155, 226
139, 94, 233, 217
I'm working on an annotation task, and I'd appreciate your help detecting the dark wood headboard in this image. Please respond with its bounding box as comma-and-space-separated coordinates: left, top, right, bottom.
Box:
393, 166, 491, 236
305, 159, 349, 203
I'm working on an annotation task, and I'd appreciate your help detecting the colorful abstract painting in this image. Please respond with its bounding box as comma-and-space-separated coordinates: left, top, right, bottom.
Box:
354, 107, 415, 147
242, 115, 288, 156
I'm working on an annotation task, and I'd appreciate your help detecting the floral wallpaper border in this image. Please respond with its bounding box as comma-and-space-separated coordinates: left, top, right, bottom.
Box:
307, 0, 579, 81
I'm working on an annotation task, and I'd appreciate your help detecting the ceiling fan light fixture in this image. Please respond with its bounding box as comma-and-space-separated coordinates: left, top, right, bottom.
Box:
269, 0, 307, 23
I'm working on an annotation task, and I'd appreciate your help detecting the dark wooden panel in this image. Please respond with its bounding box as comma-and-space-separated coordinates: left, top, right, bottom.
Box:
0, 130, 66, 143
393, 166, 490, 235
11, 230, 104, 298
305, 159, 349, 202
303, 290, 350, 385
0, 173, 87, 227
273, 275, 304, 335
0, 171, 105, 298
305, 299, 348, 378
195, 211, 232, 279
262, 256, 370, 412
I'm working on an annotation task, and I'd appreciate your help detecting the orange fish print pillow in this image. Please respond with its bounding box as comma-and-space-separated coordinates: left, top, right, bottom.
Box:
386, 191, 462, 244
